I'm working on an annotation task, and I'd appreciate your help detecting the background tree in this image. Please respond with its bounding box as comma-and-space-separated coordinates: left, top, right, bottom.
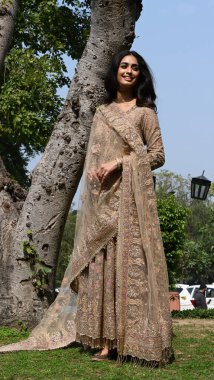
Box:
0, 0, 90, 186
155, 170, 214, 285
180, 240, 212, 284
210, 182, 214, 196
183, 201, 214, 283
157, 194, 190, 285
155, 170, 191, 205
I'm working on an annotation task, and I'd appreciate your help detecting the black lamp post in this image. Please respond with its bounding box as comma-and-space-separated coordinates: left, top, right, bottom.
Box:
191, 171, 211, 200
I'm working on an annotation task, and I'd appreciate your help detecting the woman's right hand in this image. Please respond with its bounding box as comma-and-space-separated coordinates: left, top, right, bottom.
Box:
87, 168, 100, 182
88, 158, 122, 184
97, 160, 118, 183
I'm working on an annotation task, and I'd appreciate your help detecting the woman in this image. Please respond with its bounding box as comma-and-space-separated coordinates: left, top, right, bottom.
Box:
0, 51, 173, 366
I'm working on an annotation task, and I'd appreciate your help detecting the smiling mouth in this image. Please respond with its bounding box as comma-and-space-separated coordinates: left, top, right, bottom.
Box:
122, 76, 133, 80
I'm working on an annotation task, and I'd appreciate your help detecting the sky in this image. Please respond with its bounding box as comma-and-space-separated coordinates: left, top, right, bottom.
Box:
132, 0, 214, 181
29, 0, 214, 204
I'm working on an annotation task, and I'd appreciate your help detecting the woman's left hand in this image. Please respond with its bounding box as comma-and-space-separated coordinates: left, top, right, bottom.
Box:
97, 160, 118, 183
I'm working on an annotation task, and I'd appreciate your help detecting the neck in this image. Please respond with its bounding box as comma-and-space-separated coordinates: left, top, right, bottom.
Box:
115, 91, 135, 103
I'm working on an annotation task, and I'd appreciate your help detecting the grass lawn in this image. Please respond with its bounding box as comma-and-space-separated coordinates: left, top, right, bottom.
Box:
0, 319, 213, 380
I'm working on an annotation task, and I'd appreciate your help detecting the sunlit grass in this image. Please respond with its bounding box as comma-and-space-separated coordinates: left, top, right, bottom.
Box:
0, 320, 213, 380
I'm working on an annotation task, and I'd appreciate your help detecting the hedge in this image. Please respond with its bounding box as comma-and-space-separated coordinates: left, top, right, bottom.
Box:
172, 308, 214, 319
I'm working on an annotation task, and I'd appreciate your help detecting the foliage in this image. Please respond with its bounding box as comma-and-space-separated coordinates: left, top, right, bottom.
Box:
210, 182, 214, 196
13, 0, 90, 59
22, 230, 52, 295
184, 202, 214, 283
156, 170, 214, 284
0, 48, 65, 186
157, 194, 190, 285
187, 199, 213, 239
180, 240, 213, 284
155, 170, 191, 205
56, 210, 77, 287
172, 308, 214, 319
0, 0, 90, 186
0, 323, 214, 379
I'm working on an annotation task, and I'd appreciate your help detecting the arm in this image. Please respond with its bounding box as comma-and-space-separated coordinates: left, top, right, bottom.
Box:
199, 293, 208, 309
141, 108, 165, 170
88, 108, 122, 183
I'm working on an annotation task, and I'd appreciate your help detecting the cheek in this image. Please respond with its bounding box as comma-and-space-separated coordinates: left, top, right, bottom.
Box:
117, 70, 124, 83
132, 73, 140, 85
117, 68, 123, 78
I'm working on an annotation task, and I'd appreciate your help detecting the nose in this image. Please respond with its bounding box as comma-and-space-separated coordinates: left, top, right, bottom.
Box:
126, 65, 132, 73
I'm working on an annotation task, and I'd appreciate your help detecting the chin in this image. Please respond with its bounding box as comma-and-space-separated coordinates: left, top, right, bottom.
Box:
120, 82, 136, 89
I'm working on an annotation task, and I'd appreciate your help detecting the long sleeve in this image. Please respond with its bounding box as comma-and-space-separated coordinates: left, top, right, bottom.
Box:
141, 107, 165, 170
195, 292, 207, 309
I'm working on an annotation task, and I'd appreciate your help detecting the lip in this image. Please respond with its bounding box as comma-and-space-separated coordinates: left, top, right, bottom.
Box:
122, 76, 133, 81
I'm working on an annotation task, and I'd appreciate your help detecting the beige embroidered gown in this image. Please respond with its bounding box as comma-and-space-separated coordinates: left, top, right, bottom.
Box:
0, 103, 173, 365
74, 103, 173, 363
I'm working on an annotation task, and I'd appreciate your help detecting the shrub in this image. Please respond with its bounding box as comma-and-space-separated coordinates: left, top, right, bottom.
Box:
172, 308, 214, 319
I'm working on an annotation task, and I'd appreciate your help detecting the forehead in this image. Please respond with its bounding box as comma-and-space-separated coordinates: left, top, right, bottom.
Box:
120, 55, 138, 65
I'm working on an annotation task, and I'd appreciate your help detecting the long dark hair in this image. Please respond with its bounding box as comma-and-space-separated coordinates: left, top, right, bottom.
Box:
104, 50, 157, 111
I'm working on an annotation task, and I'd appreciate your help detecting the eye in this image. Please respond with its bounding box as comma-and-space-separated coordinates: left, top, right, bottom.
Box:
120, 63, 128, 69
132, 65, 139, 71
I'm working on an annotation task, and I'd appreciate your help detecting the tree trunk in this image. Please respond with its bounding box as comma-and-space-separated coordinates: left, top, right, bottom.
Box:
0, 158, 26, 325
1, 0, 143, 328
0, 0, 22, 325
0, 0, 19, 71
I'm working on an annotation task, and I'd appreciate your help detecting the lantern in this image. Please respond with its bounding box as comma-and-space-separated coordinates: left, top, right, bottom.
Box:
191, 171, 211, 200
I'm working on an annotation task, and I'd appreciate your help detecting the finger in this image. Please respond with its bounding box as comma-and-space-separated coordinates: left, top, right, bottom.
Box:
88, 171, 98, 181
97, 169, 104, 178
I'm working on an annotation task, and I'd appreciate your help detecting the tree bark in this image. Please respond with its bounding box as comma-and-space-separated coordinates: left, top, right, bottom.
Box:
1, 0, 143, 327
0, 158, 26, 326
0, 0, 19, 71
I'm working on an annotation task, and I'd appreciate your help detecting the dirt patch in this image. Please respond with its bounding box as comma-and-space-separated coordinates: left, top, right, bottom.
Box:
173, 318, 214, 327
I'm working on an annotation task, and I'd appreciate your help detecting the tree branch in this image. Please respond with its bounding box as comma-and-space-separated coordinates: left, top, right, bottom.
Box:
0, 0, 19, 71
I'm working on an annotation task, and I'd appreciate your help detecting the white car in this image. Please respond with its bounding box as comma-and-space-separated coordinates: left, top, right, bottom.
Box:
175, 283, 214, 310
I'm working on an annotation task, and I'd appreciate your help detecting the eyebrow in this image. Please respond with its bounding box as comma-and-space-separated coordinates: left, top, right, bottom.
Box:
120, 61, 139, 67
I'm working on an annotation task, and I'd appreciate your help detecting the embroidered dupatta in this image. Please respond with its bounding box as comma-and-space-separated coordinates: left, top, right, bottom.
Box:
99, 104, 172, 362
0, 103, 172, 364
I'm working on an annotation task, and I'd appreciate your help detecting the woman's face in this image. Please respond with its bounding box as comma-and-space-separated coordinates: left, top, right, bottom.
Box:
117, 55, 140, 90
